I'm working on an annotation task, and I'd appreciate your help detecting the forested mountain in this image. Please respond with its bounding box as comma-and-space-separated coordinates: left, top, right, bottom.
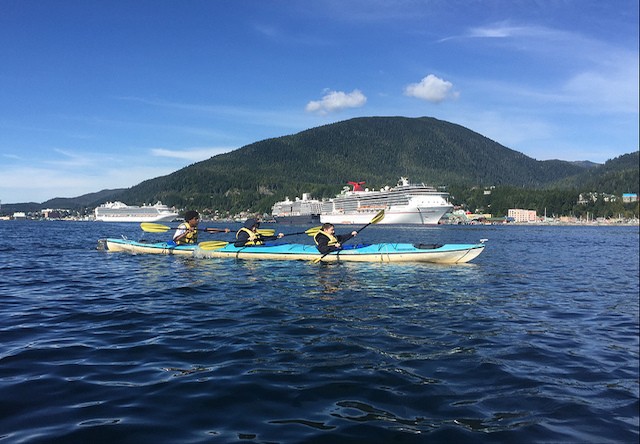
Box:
117, 116, 634, 214
44, 188, 127, 209
551, 152, 639, 195
5, 117, 636, 217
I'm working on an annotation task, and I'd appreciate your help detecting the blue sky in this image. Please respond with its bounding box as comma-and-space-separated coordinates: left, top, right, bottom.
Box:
1, 0, 638, 204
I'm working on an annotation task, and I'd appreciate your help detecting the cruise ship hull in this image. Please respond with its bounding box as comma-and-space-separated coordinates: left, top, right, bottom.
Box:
94, 201, 178, 223
320, 205, 451, 225
95, 214, 178, 223
273, 214, 321, 224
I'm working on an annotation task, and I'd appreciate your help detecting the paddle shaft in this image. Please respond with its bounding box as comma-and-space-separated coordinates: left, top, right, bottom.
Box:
176, 227, 228, 232
284, 226, 322, 236
140, 222, 230, 233
313, 210, 384, 263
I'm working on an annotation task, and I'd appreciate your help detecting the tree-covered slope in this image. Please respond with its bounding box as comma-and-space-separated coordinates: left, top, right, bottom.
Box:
118, 116, 599, 213
552, 151, 639, 195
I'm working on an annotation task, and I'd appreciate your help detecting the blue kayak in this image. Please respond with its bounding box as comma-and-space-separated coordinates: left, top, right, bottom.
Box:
100, 238, 486, 264
195, 241, 486, 264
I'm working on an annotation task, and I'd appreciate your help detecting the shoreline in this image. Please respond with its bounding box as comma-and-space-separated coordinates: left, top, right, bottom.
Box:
1, 218, 639, 227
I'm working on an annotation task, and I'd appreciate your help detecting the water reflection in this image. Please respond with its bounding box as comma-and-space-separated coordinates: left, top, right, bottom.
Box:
313, 263, 351, 295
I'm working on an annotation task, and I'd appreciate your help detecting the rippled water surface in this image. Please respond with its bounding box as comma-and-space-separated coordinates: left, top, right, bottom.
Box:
1, 221, 638, 443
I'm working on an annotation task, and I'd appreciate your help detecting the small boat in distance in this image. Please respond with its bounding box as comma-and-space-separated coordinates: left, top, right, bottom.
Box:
94, 201, 178, 223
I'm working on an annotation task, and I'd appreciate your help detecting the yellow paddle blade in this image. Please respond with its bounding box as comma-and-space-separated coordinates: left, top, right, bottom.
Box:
257, 229, 275, 236
140, 222, 171, 233
305, 226, 322, 236
370, 209, 385, 224
198, 241, 229, 251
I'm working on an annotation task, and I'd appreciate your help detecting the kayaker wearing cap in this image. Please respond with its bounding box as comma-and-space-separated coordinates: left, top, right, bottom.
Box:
235, 218, 284, 247
313, 223, 357, 254
173, 210, 230, 245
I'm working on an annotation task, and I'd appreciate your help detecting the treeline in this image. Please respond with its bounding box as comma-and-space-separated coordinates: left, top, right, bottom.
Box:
115, 116, 637, 218
116, 117, 610, 213
451, 186, 639, 219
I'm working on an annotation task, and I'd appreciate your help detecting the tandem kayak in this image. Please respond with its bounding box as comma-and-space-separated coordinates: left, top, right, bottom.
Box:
98, 238, 486, 264
194, 242, 485, 264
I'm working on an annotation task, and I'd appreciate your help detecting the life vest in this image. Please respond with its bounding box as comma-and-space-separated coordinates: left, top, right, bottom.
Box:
236, 227, 264, 245
175, 222, 198, 245
314, 231, 338, 246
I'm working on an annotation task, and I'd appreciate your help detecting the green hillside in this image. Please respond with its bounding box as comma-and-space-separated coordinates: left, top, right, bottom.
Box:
6, 116, 635, 218
552, 152, 639, 195
118, 116, 614, 213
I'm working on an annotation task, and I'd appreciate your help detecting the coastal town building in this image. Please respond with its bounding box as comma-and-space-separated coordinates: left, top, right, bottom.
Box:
508, 209, 537, 223
577, 192, 618, 204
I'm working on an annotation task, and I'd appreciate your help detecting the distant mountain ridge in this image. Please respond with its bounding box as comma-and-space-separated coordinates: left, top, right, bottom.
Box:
1, 188, 126, 213
44, 188, 127, 208
552, 152, 639, 195
3, 116, 637, 215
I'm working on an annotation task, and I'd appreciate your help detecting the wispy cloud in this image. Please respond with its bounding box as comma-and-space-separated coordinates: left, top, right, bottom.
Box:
46, 148, 96, 168
0, 146, 233, 203
305, 89, 367, 114
151, 147, 234, 161
562, 52, 639, 114
115, 96, 307, 130
440, 21, 568, 42
441, 20, 639, 115
0, 162, 180, 203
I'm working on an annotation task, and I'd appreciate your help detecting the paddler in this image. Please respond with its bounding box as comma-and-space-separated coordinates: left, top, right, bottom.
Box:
234, 218, 284, 247
313, 223, 357, 254
173, 210, 230, 245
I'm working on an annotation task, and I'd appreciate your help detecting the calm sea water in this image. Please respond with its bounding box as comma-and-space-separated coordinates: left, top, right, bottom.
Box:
0, 221, 638, 443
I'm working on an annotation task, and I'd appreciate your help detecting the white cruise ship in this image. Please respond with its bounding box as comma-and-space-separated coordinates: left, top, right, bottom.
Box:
271, 178, 453, 225
320, 177, 453, 225
271, 193, 322, 224
94, 201, 178, 223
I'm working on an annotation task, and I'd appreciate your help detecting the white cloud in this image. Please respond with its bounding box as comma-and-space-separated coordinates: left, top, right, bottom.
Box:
562, 53, 639, 114
404, 74, 459, 103
150, 147, 234, 161
465, 22, 563, 40
46, 148, 95, 167
0, 164, 178, 203
0, 146, 236, 203
305, 89, 367, 114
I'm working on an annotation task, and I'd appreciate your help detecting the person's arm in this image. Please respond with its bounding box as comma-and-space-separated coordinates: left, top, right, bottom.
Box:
258, 232, 284, 241
173, 224, 190, 242
336, 231, 357, 243
173, 229, 185, 242
205, 228, 230, 233
234, 230, 249, 247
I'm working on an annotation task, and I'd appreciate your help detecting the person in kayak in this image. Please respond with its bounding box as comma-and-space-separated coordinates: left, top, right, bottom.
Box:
235, 218, 284, 247
173, 210, 230, 245
313, 223, 358, 254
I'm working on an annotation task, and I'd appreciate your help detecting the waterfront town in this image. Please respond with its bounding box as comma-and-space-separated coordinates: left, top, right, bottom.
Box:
2, 193, 638, 226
